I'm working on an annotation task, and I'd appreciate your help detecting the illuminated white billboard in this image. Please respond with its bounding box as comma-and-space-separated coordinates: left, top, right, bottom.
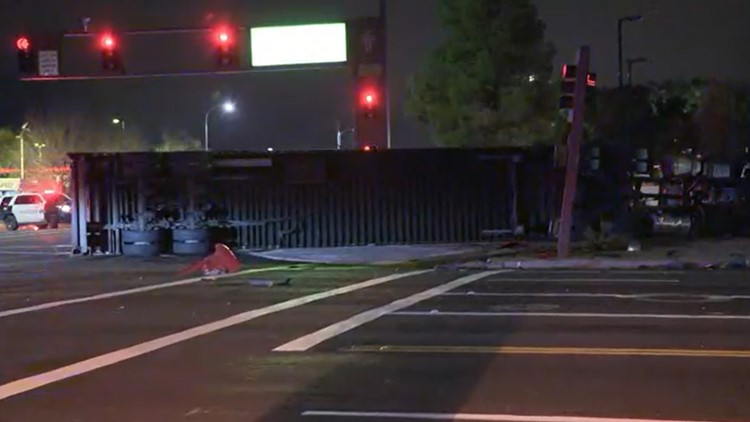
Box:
250, 23, 347, 67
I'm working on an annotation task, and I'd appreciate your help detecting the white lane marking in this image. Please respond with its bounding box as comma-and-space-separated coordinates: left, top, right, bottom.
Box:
0, 265, 294, 319
301, 410, 718, 422
0, 270, 431, 401
391, 311, 750, 320
274, 270, 507, 352
483, 278, 679, 283
442, 292, 750, 301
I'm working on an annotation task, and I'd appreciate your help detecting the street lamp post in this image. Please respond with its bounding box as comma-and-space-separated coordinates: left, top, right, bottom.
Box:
618, 15, 643, 88
17, 122, 29, 179
112, 118, 125, 131
335, 121, 355, 150
204, 101, 236, 151
627, 57, 649, 86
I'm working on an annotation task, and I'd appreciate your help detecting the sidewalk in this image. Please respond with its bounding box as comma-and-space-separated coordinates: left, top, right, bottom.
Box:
245, 244, 484, 266
244, 238, 750, 270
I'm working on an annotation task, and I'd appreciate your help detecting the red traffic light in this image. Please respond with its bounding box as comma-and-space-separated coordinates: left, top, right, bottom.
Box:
214, 26, 234, 46
16, 36, 30, 52
587, 73, 597, 87
100, 34, 116, 50
562, 64, 576, 80
360, 89, 379, 107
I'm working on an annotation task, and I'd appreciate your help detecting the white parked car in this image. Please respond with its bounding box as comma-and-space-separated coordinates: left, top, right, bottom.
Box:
1, 193, 48, 231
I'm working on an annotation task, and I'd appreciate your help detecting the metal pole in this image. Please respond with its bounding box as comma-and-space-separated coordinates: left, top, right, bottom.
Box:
19, 133, 25, 180
204, 109, 211, 152
617, 19, 624, 89
627, 57, 648, 87
557, 46, 590, 258
380, 0, 392, 148
628, 61, 633, 86
617, 16, 643, 89
336, 120, 342, 150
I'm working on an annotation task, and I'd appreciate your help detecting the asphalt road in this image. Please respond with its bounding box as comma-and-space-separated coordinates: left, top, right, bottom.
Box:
0, 237, 749, 422
0, 227, 71, 270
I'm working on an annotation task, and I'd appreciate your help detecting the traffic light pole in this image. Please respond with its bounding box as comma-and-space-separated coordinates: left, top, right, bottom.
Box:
379, 0, 392, 148
557, 46, 590, 258
617, 19, 624, 89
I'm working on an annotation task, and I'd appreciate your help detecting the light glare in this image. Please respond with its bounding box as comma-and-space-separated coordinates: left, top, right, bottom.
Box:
222, 102, 236, 113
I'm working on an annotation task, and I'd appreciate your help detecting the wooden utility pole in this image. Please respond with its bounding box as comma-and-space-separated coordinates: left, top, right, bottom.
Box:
557, 46, 590, 258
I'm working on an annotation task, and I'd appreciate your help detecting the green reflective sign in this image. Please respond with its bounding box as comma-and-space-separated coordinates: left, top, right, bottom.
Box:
250, 23, 347, 67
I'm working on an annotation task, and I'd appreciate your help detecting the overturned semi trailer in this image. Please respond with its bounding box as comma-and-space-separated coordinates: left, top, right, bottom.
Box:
69, 148, 558, 256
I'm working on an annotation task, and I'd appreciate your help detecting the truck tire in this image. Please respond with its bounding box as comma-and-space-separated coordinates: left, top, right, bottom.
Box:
4, 215, 19, 231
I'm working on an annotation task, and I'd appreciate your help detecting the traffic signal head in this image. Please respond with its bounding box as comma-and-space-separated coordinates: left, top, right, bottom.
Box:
16, 36, 36, 74
586, 73, 597, 88
354, 76, 387, 150
99, 33, 122, 71
214, 26, 238, 68
559, 64, 596, 111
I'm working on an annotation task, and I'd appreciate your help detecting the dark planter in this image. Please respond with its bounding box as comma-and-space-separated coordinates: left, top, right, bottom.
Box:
172, 228, 211, 256
121, 229, 164, 257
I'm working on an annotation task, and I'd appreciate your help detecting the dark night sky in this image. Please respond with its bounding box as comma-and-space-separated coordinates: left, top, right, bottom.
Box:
1, 0, 749, 151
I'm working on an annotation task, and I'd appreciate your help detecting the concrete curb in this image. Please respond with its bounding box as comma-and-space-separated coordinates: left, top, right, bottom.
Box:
241, 252, 411, 266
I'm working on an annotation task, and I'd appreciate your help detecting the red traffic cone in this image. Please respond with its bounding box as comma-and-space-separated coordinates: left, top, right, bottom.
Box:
179, 243, 241, 276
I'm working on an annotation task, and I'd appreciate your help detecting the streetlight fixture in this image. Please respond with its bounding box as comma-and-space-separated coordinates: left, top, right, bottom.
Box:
222, 102, 236, 113
336, 120, 355, 150
112, 118, 125, 131
618, 14, 643, 88
627, 57, 649, 86
204, 100, 236, 151
33, 142, 46, 162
